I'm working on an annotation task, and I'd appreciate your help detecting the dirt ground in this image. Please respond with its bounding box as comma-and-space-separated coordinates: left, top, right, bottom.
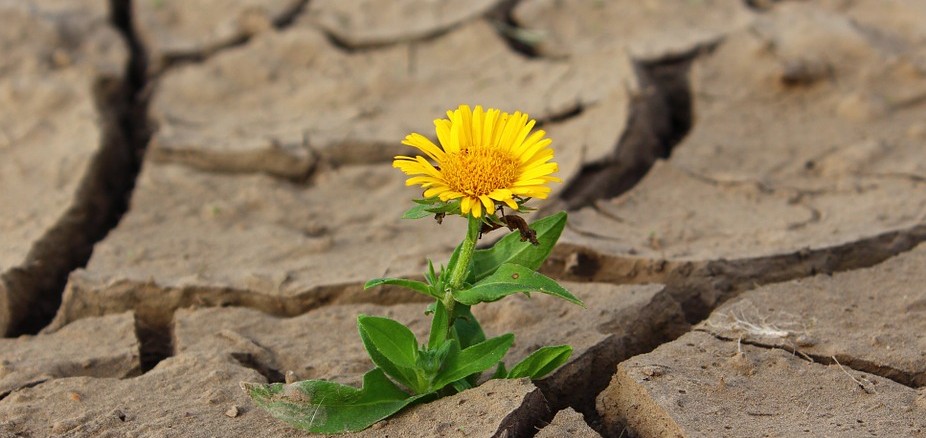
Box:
1, 0, 925, 437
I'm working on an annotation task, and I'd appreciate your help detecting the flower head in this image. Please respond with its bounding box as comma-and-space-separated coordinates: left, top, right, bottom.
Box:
394, 105, 561, 218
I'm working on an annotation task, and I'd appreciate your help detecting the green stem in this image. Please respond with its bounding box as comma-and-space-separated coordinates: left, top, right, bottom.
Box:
441, 214, 481, 323
449, 215, 481, 289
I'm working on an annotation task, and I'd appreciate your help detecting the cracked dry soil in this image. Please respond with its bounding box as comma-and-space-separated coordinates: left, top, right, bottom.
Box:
1, 0, 925, 437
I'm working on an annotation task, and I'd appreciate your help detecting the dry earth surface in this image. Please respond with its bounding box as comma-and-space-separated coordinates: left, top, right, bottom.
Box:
1, 0, 925, 437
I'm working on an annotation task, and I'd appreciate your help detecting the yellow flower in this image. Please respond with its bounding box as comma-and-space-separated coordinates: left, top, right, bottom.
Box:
394, 105, 561, 218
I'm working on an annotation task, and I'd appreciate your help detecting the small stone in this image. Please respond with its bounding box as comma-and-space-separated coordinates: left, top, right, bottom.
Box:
284, 370, 297, 384
641, 365, 666, 378
794, 334, 817, 347
224, 405, 239, 418
727, 351, 755, 376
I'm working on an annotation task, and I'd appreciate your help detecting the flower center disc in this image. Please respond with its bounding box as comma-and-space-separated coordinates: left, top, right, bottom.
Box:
442, 147, 519, 197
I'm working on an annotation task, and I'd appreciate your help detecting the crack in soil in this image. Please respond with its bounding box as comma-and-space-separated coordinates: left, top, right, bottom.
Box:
698, 329, 924, 389
155, 0, 309, 72
0, 379, 49, 403
230, 352, 286, 384
556, 51, 696, 211
487, 0, 542, 59
495, 384, 553, 438
319, 15, 464, 53
742, 0, 790, 12
524, 288, 690, 436
0, 0, 150, 337
545, 225, 926, 434
136, 309, 173, 373
51, 278, 432, 371
547, 223, 926, 323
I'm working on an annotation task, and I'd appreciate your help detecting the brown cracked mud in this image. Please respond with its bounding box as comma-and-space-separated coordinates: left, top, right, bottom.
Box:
1, 0, 925, 437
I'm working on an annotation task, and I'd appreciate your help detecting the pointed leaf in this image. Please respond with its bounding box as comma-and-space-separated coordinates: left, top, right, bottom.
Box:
358, 316, 418, 368
431, 333, 514, 390
402, 203, 435, 219
364, 277, 436, 298
492, 361, 508, 379
507, 345, 572, 380
450, 305, 488, 387
427, 303, 450, 349
452, 305, 486, 349
426, 259, 437, 285
357, 316, 422, 392
403, 199, 462, 219
472, 212, 566, 281
243, 368, 428, 433
425, 199, 462, 214
454, 263, 583, 306
450, 378, 473, 393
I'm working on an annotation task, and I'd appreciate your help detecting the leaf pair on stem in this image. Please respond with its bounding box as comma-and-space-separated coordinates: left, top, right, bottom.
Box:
244, 211, 581, 433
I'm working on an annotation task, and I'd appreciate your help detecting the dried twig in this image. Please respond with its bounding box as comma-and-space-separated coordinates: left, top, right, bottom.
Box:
832, 356, 874, 394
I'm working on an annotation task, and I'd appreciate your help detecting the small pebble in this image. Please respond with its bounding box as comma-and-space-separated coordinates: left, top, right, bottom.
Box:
225, 405, 240, 418
285, 370, 298, 384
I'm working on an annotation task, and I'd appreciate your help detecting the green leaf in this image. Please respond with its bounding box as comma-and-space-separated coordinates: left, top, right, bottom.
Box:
491, 361, 508, 379
242, 368, 428, 433
357, 315, 422, 392
364, 278, 436, 298
454, 263, 584, 306
427, 303, 450, 349
450, 378, 473, 393
451, 305, 486, 349
402, 203, 436, 219
507, 345, 572, 380
431, 333, 514, 390
426, 199, 462, 214
450, 305, 488, 388
403, 199, 462, 219
425, 259, 438, 285
472, 212, 567, 281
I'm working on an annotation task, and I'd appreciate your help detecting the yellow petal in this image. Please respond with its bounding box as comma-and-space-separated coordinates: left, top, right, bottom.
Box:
434, 119, 453, 153
487, 188, 514, 200
461, 196, 473, 215
482, 108, 498, 148
402, 133, 445, 162
510, 116, 535, 153
415, 156, 443, 178
424, 186, 451, 198
518, 138, 552, 163
472, 105, 484, 148
405, 176, 440, 186
514, 131, 546, 158
520, 162, 558, 181
447, 111, 462, 153
497, 111, 522, 153
479, 195, 494, 214
439, 191, 464, 201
